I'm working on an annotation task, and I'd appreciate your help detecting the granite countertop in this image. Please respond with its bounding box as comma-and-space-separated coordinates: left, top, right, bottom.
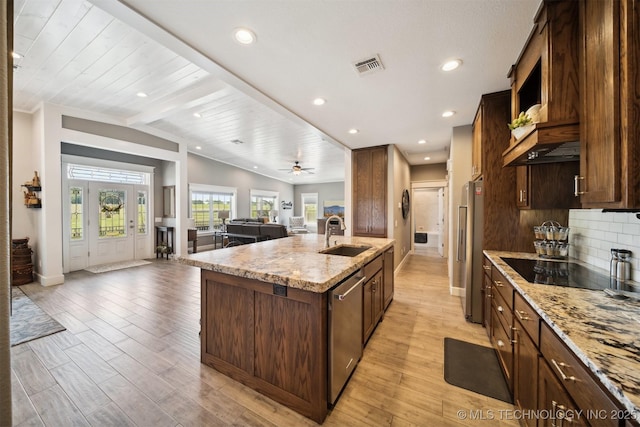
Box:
177, 233, 395, 293
484, 250, 640, 418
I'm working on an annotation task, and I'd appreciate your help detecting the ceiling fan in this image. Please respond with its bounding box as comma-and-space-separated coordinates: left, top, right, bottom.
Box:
279, 161, 315, 175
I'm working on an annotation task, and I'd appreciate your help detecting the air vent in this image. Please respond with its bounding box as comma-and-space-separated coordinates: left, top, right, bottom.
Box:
230, 139, 244, 144
353, 54, 384, 76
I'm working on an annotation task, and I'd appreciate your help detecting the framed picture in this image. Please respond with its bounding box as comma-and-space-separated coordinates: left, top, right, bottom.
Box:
323, 200, 344, 217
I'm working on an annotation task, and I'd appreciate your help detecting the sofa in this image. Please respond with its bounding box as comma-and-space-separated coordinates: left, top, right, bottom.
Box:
225, 219, 289, 244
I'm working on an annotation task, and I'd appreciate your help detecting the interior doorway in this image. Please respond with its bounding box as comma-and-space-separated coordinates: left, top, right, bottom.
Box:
412, 182, 447, 257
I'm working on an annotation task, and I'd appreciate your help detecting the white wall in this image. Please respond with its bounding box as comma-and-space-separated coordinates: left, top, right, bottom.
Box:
569, 209, 640, 281
12, 112, 38, 249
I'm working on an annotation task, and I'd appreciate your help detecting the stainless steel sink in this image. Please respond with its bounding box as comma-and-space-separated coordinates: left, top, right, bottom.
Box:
320, 245, 372, 257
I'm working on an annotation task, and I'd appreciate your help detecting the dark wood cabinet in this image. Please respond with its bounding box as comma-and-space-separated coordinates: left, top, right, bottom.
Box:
383, 247, 394, 310
363, 255, 383, 344
482, 256, 493, 332
471, 106, 482, 180
352, 146, 387, 237
538, 358, 588, 427
513, 293, 540, 427
515, 163, 581, 210
578, 0, 640, 208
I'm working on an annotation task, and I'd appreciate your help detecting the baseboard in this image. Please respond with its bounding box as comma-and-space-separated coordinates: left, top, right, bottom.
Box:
35, 272, 65, 286
450, 286, 464, 297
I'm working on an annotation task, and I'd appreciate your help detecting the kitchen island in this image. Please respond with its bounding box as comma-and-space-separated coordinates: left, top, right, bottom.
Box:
178, 233, 395, 424
484, 251, 640, 424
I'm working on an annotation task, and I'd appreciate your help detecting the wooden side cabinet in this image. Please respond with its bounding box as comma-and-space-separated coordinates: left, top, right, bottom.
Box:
516, 163, 581, 209
578, 0, 640, 208
363, 254, 384, 344
471, 107, 482, 180
352, 146, 387, 237
383, 246, 394, 310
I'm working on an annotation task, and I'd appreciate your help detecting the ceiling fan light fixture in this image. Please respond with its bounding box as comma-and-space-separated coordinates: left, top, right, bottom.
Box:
234, 28, 256, 45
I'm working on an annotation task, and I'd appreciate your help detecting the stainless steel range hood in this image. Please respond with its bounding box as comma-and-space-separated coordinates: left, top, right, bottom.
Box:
502, 120, 580, 166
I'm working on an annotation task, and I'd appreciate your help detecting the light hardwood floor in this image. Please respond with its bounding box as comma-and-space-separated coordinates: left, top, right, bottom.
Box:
10, 251, 519, 427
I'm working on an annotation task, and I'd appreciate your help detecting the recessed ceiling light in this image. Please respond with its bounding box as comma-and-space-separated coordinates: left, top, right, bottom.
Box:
442, 110, 455, 118
348, 128, 359, 134
193, 112, 202, 118
441, 59, 462, 72
11, 52, 22, 59
418, 139, 427, 144
253, 165, 258, 169
313, 98, 326, 106
136, 92, 148, 98
234, 28, 256, 45
195, 146, 202, 150
424, 156, 431, 161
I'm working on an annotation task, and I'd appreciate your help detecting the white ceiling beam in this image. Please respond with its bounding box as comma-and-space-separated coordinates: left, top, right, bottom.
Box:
126, 76, 228, 125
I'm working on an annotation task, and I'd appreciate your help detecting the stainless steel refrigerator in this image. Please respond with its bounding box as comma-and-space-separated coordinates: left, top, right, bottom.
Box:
457, 181, 484, 323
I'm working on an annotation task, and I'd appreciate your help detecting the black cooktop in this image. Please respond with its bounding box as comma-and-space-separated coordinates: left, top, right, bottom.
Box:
500, 257, 631, 291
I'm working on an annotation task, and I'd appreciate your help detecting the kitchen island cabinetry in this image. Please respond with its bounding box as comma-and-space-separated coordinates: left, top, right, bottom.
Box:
538, 358, 587, 427
363, 254, 383, 344
352, 146, 387, 237
577, 0, 640, 209
183, 234, 395, 424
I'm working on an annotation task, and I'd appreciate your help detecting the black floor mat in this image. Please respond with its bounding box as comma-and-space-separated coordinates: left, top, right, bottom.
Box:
443, 337, 512, 403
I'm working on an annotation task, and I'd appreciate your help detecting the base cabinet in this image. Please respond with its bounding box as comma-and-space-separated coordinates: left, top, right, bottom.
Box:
538, 358, 588, 427
363, 255, 384, 344
383, 247, 394, 310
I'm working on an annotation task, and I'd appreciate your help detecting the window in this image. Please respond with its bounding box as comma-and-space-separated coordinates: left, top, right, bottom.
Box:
98, 189, 126, 238
301, 193, 318, 227
250, 189, 278, 220
70, 187, 83, 240
67, 164, 147, 184
189, 184, 236, 233
137, 191, 148, 234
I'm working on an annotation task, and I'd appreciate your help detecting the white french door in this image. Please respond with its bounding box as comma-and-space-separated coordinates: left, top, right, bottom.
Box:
88, 182, 136, 266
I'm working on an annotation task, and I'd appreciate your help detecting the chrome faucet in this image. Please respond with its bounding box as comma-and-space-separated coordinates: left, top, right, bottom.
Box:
325, 215, 346, 248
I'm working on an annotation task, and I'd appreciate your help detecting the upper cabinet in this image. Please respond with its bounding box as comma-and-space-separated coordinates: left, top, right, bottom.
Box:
352, 146, 387, 237
471, 107, 483, 180
503, 0, 581, 167
577, 0, 640, 208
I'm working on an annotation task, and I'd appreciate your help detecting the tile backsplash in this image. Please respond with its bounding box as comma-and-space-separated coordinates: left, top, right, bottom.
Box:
568, 209, 640, 280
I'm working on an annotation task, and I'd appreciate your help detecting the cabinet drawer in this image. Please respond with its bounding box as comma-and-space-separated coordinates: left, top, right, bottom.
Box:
514, 292, 540, 346
363, 254, 383, 280
493, 289, 512, 334
491, 306, 513, 390
491, 266, 513, 310
540, 323, 620, 427
483, 256, 492, 276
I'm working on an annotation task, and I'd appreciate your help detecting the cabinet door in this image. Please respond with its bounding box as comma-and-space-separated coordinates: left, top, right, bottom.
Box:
352, 146, 387, 237
363, 279, 374, 344
472, 107, 482, 180
383, 247, 394, 310
538, 359, 588, 427
482, 258, 492, 332
353, 149, 373, 236
368, 147, 387, 237
490, 304, 513, 392
516, 166, 529, 208
513, 320, 538, 427
579, 0, 640, 208
372, 270, 383, 325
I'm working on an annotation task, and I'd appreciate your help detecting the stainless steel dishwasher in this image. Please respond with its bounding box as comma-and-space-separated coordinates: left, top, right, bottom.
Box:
328, 269, 365, 404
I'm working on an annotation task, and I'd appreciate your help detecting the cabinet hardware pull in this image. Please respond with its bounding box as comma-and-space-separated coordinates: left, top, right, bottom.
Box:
497, 339, 505, 348
515, 310, 530, 321
497, 305, 504, 313
493, 280, 504, 287
574, 175, 585, 196
483, 265, 491, 271
551, 358, 576, 382
335, 277, 367, 301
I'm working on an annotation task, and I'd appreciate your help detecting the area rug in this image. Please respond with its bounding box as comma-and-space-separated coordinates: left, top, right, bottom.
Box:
10, 287, 66, 346
84, 259, 152, 274
443, 337, 512, 403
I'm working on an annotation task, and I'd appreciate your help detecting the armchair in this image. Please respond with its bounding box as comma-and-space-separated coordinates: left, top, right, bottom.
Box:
289, 216, 308, 234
